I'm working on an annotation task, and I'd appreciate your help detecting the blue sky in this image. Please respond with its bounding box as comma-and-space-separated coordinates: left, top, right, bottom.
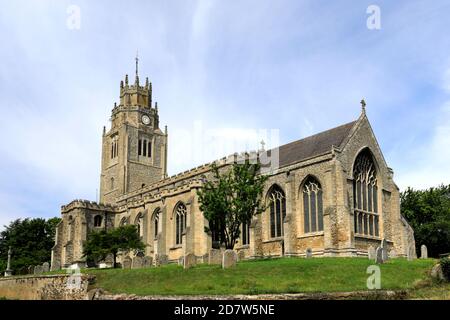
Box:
1, 0, 450, 229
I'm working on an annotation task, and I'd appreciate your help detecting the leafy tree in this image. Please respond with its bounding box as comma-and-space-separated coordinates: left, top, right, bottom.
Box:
83, 225, 145, 268
401, 184, 450, 257
0, 217, 61, 275
197, 161, 268, 249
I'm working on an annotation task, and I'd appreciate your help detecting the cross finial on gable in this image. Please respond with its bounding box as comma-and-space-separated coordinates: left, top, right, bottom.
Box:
360, 99, 366, 115
260, 140, 266, 151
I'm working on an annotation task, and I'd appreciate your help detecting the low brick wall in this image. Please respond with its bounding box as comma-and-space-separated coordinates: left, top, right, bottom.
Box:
0, 274, 91, 300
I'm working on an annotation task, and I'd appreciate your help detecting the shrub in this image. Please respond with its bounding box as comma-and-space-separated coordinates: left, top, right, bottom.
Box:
440, 257, 450, 281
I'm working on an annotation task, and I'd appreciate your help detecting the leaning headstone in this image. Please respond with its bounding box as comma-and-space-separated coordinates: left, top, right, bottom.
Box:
122, 256, 132, 269
368, 246, 376, 260
430, 264, 445, 281
209, 248, 222, 265
184, 253, 197, 269
132, 256, 144, 269
375, 246, 384, 264
222, 250, 237, 269
155, 254, 168, 266
305, 248, 313, 258
143, 256, 153, 268
42, 262, 50, 273
420, 245, 428, 259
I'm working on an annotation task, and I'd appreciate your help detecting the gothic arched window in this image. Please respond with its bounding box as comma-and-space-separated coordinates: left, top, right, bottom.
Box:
153, 208, 160, 239
302, 176, 323, 233
241, 221, 250, 245
135, 213, 144, 238
353, 149, 379, 237
119, 217, 128, 227
268, 185, 286, 238
175, 203, 187, 245
94, 215, 103, 227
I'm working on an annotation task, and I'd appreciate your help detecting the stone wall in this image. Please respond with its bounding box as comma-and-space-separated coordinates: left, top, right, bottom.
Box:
0, 274, 91, 300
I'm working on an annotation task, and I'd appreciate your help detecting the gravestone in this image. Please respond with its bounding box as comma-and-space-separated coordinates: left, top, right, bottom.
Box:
28, 265, 34, 274
237, 251, 246, 261
143, 256, 153, 268
132, 256, 144, 269
222, 250, 237, 269
199, 253, 209, 264
51, 261, 61, 271
209, 248, 222, 265
155, 254, 168, 266
4, 247, 12, 277
368, 246, 376, 260
42, 262, 50, 273
375, 246, 384, 264
305, 248, 313, 258
389, 249, 397, 258
430, 264, 445, 281
184, 253, 197, 269
122, 256, 132, 269
34, 265, 43, 275
420, 245, 428, 259
380, 239, 388, 261
178, 256, 184, 266
407, 245, 415, 261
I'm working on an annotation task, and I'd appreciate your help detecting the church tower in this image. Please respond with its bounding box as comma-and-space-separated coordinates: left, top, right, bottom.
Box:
99, 57, 168, 204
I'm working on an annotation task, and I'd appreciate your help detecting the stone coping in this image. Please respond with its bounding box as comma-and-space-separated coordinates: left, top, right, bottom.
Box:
0, 274, 73, 281
92, 289, 407, 300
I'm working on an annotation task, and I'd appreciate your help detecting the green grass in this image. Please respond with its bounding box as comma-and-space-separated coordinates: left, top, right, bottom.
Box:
86, 257, 436, 296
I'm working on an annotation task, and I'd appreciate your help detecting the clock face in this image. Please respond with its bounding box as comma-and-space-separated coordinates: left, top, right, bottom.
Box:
142, 115, 151, 125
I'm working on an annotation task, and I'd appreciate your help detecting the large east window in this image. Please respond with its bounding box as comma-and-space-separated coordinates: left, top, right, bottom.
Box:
353, 149, 379, 237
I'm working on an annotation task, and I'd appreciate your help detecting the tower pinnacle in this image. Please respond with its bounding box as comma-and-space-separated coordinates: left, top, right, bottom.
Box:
135, 50, 139, 78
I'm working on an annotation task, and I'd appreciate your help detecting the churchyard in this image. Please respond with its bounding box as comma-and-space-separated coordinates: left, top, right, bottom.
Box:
84, 257, 442, 297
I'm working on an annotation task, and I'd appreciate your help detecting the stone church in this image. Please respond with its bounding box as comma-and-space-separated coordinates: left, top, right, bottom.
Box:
50, 66, 415, 270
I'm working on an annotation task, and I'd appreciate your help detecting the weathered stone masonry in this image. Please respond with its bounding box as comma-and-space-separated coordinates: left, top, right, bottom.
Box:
51, 70, 416, 269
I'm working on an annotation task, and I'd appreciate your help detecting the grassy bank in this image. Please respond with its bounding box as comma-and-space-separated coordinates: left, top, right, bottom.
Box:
87, 257, 436, 296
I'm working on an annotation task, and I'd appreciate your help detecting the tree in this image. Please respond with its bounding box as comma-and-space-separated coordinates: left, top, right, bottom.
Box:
401, 184, 450, 257
0, 217, 61, 275
197, 161, 268, 250
83, 225, 145, 268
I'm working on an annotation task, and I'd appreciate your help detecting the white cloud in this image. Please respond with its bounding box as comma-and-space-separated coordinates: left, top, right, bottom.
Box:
396, 102, 450, 190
